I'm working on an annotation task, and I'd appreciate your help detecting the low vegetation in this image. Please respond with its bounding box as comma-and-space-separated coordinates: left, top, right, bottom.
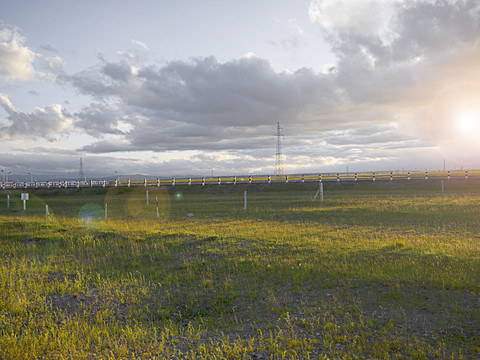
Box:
0, 180, 479, 359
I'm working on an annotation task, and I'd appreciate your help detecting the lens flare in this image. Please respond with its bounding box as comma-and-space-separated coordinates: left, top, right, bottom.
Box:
78, 203, 105, 230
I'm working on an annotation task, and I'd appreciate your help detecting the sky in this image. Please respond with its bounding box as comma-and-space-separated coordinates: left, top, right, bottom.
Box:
1, 0, 480, 179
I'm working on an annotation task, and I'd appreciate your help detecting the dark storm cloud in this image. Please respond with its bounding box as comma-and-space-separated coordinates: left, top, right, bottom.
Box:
74, 102, 127, 138
68, 55, 338, 152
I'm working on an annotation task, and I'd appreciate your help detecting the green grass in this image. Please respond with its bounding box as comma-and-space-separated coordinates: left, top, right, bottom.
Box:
0, 180, 479, 359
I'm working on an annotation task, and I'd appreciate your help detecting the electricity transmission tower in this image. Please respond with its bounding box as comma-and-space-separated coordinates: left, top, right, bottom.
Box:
274, 122, 284, 178
79, 158, 86, 181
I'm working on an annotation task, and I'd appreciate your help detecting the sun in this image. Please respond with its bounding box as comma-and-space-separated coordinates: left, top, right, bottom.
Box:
455, 111, 479, 137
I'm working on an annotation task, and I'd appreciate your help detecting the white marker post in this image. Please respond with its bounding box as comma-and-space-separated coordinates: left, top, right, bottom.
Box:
244, 191, 247, 210
320, 182, 324, 201
105, 203, 107, 221
7, 194, 10, 208
146, 190, 149, 206
156, 196, 159, 218
441, 180, 445, 197
21, 193, 29, 211
45, 204, 49, 219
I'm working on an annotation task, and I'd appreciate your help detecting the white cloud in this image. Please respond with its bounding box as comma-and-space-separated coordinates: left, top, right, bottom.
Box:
131, 39, 148, 50
0, 93, 71, 141
0, 26, 41, 83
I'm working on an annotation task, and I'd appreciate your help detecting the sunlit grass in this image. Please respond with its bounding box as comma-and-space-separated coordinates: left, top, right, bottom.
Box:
0, 181, 479, 358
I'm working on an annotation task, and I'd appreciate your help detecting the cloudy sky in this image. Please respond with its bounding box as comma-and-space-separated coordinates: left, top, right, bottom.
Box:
1, 0, 480, 178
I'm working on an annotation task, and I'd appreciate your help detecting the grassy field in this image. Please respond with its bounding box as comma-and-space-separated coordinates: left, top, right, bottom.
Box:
0, 180, 479, 359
